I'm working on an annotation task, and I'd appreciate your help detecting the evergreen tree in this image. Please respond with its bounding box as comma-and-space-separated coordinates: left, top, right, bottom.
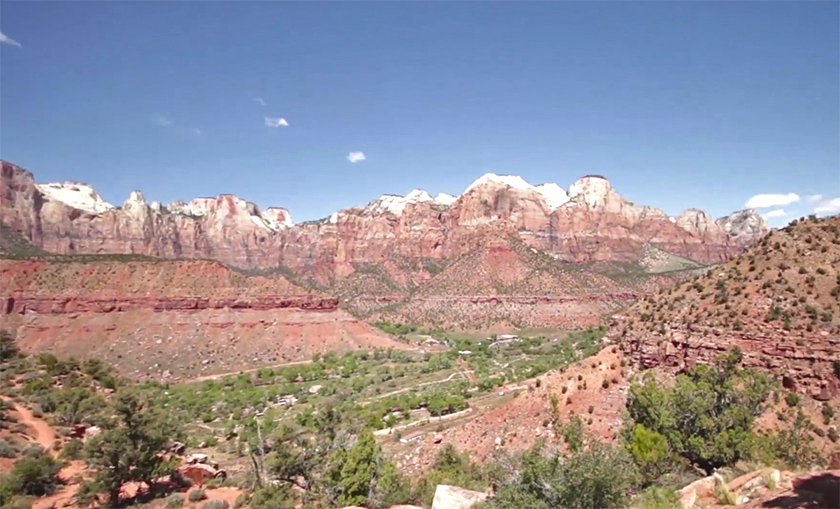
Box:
84, 390, 180, 504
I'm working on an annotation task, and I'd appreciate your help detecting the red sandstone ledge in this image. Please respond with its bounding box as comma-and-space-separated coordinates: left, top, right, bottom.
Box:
1, 295, 339, 314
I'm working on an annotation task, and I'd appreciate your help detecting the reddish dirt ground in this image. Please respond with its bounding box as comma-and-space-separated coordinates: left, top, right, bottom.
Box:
394, 345, 633, 473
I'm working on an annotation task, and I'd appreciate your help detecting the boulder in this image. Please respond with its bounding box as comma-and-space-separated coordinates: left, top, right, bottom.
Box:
431, 485, 488, 509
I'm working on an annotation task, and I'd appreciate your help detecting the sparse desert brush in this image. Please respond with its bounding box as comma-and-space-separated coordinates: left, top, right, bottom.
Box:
0, 438, 19, 458
188, 489, 207, 502
233, 494, 249, 508
166, 493, 184, 508
714, 481, 737, 505
202, 501, 230, 509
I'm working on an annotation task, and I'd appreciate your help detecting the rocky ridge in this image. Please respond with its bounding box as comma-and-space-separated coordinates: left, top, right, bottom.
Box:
0, 258, 405, 379
2, 161, 768, 285
610, 214, 840, 400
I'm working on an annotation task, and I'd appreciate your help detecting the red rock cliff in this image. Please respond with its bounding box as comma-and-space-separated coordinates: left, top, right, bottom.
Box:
1, 161, 768, 284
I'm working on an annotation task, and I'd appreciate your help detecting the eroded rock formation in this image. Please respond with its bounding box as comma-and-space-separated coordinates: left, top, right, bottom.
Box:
1, 161, 768, 285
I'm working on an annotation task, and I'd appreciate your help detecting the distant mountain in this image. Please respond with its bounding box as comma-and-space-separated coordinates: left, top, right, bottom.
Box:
1, 160, 767, 275
1, 159, 770, 329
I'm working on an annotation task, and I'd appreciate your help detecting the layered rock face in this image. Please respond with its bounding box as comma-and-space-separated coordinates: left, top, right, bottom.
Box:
609, 214, 840, 401
0, 161, 768, 284
0, 258, 405, 379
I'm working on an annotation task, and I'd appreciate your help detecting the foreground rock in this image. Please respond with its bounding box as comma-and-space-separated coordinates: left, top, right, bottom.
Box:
431, 485, 488, 509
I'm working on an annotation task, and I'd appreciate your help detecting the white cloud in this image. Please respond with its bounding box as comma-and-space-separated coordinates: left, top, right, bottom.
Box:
253, 97, 267, 106
151, 114, 173, 127
347, 151, 366, 163
814, 197, 840, 215
764, 209, 787, 219
0, 31, 21, 48
265, 117, 289, 127
807, 194, 824, 203
744, 193, 800, 209
191, 128, 202, 135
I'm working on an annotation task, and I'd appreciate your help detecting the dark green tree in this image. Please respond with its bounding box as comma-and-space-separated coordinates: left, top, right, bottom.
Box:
484, 440, 637, 509
0, 448, 60, 501
84, 390, 180, 504
0, 330, 18, 363
626, 349, 773, 473
626, 424, 671, 484
325, 430, 378, 506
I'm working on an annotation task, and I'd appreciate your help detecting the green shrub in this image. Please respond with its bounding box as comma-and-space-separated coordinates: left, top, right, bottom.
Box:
823, 403, 835, 425
233, 493, 249, 508
249, 485, 293, 509
188, 489, 207, 502
166, 493, 184, 508
626, 424, 671, 484
626, 348, 773, 474
59, 439, 84, 460
485, 440, 637, 509
202, 500, 230, 509
0, 438, 19, 458
714, 481, 736, 505
412, 444, 487, 507
772, 409, 821, 469
0, 448, 60, 497
634, 486, 681, 509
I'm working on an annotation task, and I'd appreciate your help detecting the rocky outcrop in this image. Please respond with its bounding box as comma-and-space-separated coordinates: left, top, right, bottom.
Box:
610, 214, 840, 401
1, 161, 768, 285
618, 325, 840, 401
716, 209, 770, 247
431, 485, 488, 509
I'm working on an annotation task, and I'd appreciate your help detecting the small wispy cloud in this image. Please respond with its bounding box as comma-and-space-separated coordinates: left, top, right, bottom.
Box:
191, 128, 202, 136
744, 193, 800, 209
814, 197, 840, 215
253, 97, 267, 107
265, 117, 289, 127
807, 194, 824, 203
0, 31, 21, 48
347, 151, 366, 163
151, 114, 174, 128
764, 209, 787, 219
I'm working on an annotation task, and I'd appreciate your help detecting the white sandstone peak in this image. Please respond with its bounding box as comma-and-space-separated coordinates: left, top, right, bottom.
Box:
434, 193, 458, 206
465, 173, 570, 210
182, 198, 215, 216
35, 182, 115, 214
125, 191, 147, 205
369, 189, 435, 215
260, 207, 294, 230
464, 173, 533, 194
568, 175, 611, 208
534, 183, 569, 209
675, 208, 716, 234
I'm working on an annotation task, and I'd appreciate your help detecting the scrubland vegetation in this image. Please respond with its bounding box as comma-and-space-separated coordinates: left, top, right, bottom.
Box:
0, 326, 831, 508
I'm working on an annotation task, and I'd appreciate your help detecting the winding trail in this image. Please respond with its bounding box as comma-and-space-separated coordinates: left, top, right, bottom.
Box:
1, 397, 56, 453
359, 372, 465, 406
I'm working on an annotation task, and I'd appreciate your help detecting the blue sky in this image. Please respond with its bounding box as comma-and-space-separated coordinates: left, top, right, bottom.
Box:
1, 1, 838, 224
